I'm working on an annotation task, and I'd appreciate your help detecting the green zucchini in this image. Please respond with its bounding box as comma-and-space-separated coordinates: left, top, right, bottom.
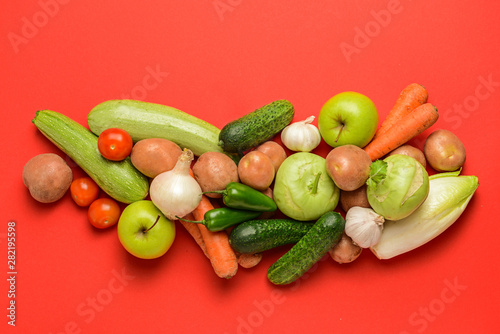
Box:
33, 110, 149, 204
218, 100, 294, 153
267, 211, 345, 285
87, 99, 223, 157
229, 219, 314, 254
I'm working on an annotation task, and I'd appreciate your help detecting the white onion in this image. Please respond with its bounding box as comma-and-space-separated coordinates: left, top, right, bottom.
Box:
150, 149, 202, 220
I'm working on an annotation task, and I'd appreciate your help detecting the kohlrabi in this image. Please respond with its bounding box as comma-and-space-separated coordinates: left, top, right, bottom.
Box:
273, 152, 339, 221
366, 154, 429, 221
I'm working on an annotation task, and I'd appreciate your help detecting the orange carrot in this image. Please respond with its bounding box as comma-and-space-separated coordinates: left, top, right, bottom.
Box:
237, 252, 263, 269
179, 213, 209, 258
373, 83, 428, 140
364, 103, 438, 161
193, 195, 238, 279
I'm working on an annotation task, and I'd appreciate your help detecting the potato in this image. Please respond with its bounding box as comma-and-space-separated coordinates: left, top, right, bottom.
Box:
192, 152, 239, 198
238, 151, 275, 191
388, 144, 426, 168
255, 141, 287, 172
258, 187, 275, 220
329, 232, 362, 264
340, 185, 371, 213
130, 138, 182, 178
23, 153, 73, 203
424, 129, 466, 172
325, 145, 372, 191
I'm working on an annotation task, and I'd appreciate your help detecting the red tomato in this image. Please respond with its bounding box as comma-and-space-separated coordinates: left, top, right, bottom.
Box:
97, 128, 133, 161
88, 198, 121, 229
70, 177, 100, 207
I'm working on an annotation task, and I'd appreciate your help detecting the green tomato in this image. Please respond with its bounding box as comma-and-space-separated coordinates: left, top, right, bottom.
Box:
273, 152, 340, 221
318, 91, 378, 148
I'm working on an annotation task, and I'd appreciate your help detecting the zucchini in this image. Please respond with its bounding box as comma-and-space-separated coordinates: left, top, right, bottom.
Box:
229, 219, 314, 254
87, 99, 223, 157
267, 211, 345, 285
218, 100, 294, 153
33, 110, 149, 204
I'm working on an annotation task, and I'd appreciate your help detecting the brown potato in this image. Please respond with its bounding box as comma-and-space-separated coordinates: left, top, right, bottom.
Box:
340, 185, 371, 213
192, 152, 239, 198
388, 144, 426, 168
255, 141, 287, 172
23, 153, 73, 203
237, 252, 263, 269
325, 145, 372, 191
258, 187, 275, 220
130, 138, 182, 178
424, 129, 466, 172
329, 232, 362, 264
238, 151, 275, 191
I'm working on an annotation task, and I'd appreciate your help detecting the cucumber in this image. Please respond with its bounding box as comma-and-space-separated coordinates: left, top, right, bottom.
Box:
229, 219, 314, 254
33, 110, 149, 204
87, 99, 223, 157
267, 211, 345, 285
218, 100, 294, 153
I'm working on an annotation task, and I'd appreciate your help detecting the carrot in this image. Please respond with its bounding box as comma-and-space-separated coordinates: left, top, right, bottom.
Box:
237, 252, 263, 269
179, 213, 209, 258
364, 103, 438, 161
373, 83, 428, 140
192, 195, 238, 279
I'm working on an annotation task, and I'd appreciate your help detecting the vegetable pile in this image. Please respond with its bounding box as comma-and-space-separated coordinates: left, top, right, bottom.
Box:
23, 84, 479, 285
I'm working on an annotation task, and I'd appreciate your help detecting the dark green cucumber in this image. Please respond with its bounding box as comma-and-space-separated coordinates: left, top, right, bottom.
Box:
218, 100, 294, 153
267, 211, 345, 285
33, 110, 149, 204
229, 219, 314, 254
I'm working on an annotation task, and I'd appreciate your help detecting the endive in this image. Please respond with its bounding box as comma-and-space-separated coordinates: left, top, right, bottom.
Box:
370, 170, 478, 259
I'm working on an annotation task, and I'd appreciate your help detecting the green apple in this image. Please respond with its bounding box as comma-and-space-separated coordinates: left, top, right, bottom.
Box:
318, 91, 378, 148
117, 200, 176, 259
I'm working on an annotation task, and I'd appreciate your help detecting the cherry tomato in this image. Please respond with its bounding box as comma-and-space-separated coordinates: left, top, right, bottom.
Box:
70, 177, 100, 207
88, 198, 121, 229
97, 128, 133, 161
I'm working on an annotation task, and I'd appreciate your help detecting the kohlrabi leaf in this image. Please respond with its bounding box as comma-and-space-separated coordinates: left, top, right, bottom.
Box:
366, 159, 387, 188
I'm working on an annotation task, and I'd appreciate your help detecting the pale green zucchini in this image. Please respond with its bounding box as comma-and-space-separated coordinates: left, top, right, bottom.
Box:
87, 100, 223, 156
33, 110, 149, 204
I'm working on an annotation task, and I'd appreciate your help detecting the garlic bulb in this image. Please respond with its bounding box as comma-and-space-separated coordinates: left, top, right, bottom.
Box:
281, 116, 321, 152
345, 206, 384, 248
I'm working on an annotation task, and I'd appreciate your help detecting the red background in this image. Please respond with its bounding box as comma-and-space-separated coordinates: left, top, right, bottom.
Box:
2, 1, 500, 333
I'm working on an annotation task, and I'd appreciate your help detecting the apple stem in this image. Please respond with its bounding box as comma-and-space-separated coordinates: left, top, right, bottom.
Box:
334, 124, 344, 143
311, 172, 321, 195
144, 215, 161, 233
